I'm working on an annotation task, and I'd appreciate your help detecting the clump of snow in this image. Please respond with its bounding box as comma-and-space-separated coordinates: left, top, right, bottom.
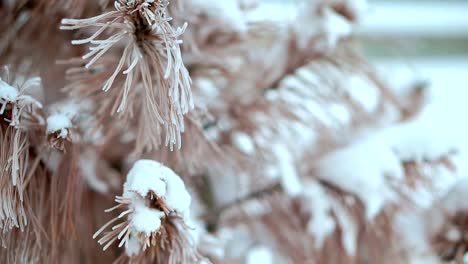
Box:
124, 160, 192, 216
0, 79, 19, 102
131, 206, 165, 236
232, 132, 255, 155
315, 134, 403, 219
246, 245, 273, 264
163, 169, 192, 216
125, 235, 142, 256
380, 117, 457, 163
314, 87, 468, 218
0, 78, 43, 125
46, 113, 72, 138
125, 161, 167, 198
118, 160, 193, 254
0, 79, 19, 115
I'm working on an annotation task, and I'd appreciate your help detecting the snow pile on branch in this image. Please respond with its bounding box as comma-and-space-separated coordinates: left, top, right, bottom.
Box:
0, 79, 19, 104
46, 100, 83, 138
315, 133, 404, 219
124, 160, 192, 219
314, 85, 468, 219
0, 77, 42, 125
94, 160, 194, 257
46, 114, 72, 138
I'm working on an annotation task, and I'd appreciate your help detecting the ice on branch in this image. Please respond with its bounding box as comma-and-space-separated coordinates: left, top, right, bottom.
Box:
93, 160, 199, 262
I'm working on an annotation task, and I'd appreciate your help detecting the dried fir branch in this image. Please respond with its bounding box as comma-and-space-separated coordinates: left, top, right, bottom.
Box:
93, 160, 202, 263
61, 0, 193, 153
0, 73, 43, 234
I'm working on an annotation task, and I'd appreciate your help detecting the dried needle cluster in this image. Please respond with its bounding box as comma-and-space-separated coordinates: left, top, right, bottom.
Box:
61, 0, 193, 153
0, 73, 42, 234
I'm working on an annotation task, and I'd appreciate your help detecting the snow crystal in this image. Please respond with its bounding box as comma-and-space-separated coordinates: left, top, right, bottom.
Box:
46, 113, 72, 138
131, 206, 165, 236
246, 246, 273, 264
232, 132, 255, 155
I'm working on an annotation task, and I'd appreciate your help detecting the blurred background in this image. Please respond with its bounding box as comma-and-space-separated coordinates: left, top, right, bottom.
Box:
258, 0, 468, 116
360, 0, 468, 96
